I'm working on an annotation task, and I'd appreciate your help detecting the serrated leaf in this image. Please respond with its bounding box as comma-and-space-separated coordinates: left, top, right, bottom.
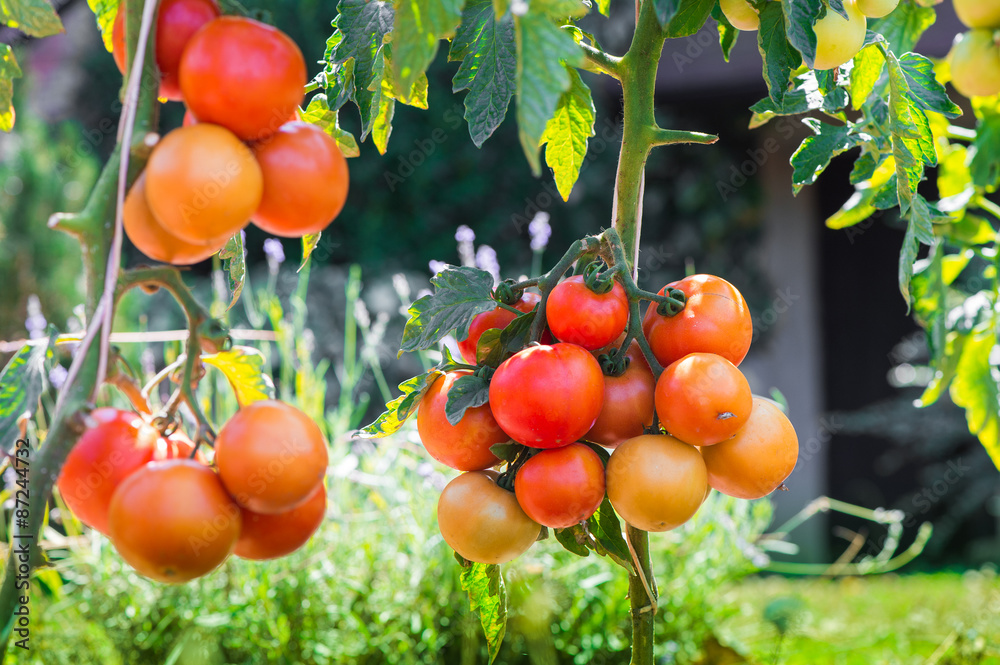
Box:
514, 11, 583, 175
383, 46, 430, 109
869, 1, 934, 56
489, 441, 521, 462
917, 331, 965, 407
949, 327, 1000, 470
0, 338, 52, 446
478, 310, 535, 368
899, 194, 946, 305
662, 0, 715, 38
849, 44, 884, 111
791, 118, 854, 192
460, 563, 507, 664
0, 45, 21, 133
971, 114, 1000, 193
910, 241, 946, 359
361, 370, 440, 437
586, 497, 634, 573
400, 265, 497, 353
541, 67, 594, 201
372, 91, 395, 154
330, 0, 395, 138
301, 94, 361, 157
203, 346, 275, 407
300, 233, 322, 271
2, 0, 64, 38
757, 2, 802, 107
711, 4, 738, 62
897, 53, 960, 119
780, 0, 822, 66
218, 232, 246, 311
882, 45, 935, 215
444, 373, 490, 425
87, 0, 119, 51
449, 0, 516, 147
554, 524, 590, 557
392, 0, 463, 93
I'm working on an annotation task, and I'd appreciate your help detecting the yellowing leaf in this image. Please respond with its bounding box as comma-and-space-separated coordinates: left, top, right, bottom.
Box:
203, 346, 275, 407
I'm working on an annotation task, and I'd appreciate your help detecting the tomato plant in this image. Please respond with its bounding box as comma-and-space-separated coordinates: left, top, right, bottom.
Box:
457, 292, 540, 363
513, 443, 606, 528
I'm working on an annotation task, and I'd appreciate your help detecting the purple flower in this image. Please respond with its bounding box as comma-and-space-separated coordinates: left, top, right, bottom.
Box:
454, 225, 476, 243
48, 364, 68, 390
263, 238, 285, 274
428, 260, 447, 276
476, 245, 500, 284
25, 295, 46, 340
528, 212, 551, 252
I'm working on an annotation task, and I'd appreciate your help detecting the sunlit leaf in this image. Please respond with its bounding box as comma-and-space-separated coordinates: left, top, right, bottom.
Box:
203, 346, 275, 407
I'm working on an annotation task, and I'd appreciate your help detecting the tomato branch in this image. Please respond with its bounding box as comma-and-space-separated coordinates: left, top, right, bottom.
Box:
578, 40, 624, 80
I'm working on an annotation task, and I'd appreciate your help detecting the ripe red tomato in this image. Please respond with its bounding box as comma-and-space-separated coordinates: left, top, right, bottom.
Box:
489, 343, 604, 448
56, 408, 160, 535
144, 124, 262, 244
111, 0, 220, 100
251, 122, 349, 237
179, 16, 306, 141
214, 400, 328, 514
234, 484, 326, 560
437, 470, 540, 564
655, 352, 752, 446
586, 342, 655, 448
108, 459, 241, 583
606, 434, 707, 532
457, 292, 541, 364
701, 397, 798, 499
642, 274, 753, 368
545, 275, 629, 350
513, 443, 605, 528
123, 173, 229, 265
416, 371, 506, 471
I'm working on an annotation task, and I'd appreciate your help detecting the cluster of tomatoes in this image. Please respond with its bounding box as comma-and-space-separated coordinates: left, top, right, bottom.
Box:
113, 0, 349, 265
948, 0, 1000, 99
420, 273, 799, 565
719, 0, 898, 70
57, 400, 328, 582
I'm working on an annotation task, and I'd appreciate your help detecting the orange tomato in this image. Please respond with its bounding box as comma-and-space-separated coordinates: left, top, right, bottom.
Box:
655, 353, 752, 446
586, 342, 655, 448
416, 371, 506, 471
234, 484, 326, 560
144, 124, 262, 244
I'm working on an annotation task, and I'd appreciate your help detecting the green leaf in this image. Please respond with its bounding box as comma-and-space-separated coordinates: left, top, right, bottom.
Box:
910, 241, 946, 360
391, 0, 463, 93
790, 118, 854, 192
882, 45, 936, 215
203, 346, 276, 407
917, 331, 965, 407
0, 45, 21, 133
869, 1, 934, 55
554, 524, 590, 557
757, 2, 802, 107
383, 45, 430, 108
400, 266, 497, 353
301, 94, 361, 157
849, 44, 884, 111
460, 563, 507, 664
780, 0, 822, 66
541, 67, 594, 201
329, 0, 395, 138
86, 0, 119, 51
444, 372, 490, 425
662, 0, 715, 38
971, 114, 1000, 193
300, 233, 322, 271
449, 0, 516, 147
489, 441, 521, 462
586, 497, 634, 573
2, 0, 64, 38
899, 194, 946, 305
0, 338, 52, 446
218, 232, 246, 312
949, 327, 1000, 470
361, 370, 440, 437
594, 0, 609, 16
897, 53, 961, 119
372, 91, 395, 154
711, 4, 738, 62
477, 310, 535, 368
514, 11, 583, 175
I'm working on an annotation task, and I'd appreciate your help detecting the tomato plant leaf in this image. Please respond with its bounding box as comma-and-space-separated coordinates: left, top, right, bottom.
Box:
0, 45, 21, 133
897, 53, 961, 119
711, 4, 738, 62
970, 100, 1000, 192
899, 194, 945, 305
791, 118, 855, 192
554, 524, 590, 557
662, 0, 715, 38
391, 0, 464, 93
202, 346, 275, 407
477, 310, 535, 368
541, 67, 595, 201
594, 0, 609, 17
218, 232, 246, 312
372, 90, 395, 154
868, 1, 934, 55
444, 372, 490, 425
910, 241, 947, 361
779, 0, 821, 67
300, 233, 322, 272
361, 370, 440, 437
86, 0, 119, 51
917, 331, 966, 407
489, 441, 521, 463
949, 327, 1000, 470
301, 94, 361, 157
0, 334, 53, 447
514, 11, 583, 175
586, 497, 635, 573
400, 265, 497, 354
2, 0, 64, 38
756, 2, 802, 107
460, 563, 507, 664
849, 44, 884, 111
449, 0, 516, 147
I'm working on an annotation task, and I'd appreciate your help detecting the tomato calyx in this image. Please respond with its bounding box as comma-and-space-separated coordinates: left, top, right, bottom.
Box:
492, 279, 526, 308
597, 344, 632, 378
654, 287, 687, 317
581, 261, 619, 295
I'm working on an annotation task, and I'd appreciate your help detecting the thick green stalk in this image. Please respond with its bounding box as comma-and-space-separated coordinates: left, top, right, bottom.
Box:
0, 0, 161, 654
